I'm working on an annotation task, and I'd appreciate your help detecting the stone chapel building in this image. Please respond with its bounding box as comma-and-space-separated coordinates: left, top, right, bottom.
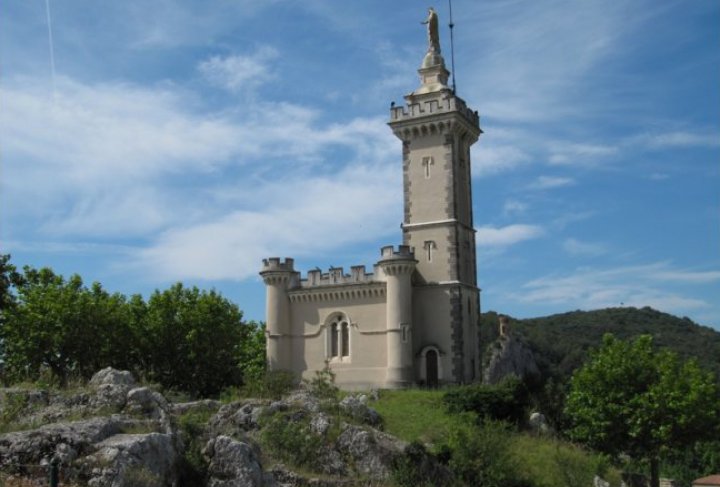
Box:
260, 11, 482, 389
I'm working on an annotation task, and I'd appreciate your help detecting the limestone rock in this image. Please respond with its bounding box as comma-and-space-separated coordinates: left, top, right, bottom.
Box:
209, 400, 267, 436
89, 368, 137, 410
483, 335, 540, 385
204, 435, 266, 487
0, 417, 123, 470
84, 432, 178, 487
338, 394, 381, 427
171, 399, 221, 416
335, 425, 405, 479
529, 411, 551, 434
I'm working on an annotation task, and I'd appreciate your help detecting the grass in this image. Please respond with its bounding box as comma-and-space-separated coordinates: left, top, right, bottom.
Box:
371, 388, 466, 446
371, 388, 625, 486
511, 434, 623, 487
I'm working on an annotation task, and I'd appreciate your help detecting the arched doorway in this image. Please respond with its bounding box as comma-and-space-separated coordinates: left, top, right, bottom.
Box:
426, 349, 439, 388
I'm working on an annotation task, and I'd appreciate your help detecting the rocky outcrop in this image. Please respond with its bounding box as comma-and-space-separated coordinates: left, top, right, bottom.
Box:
0, 368, 449, 486
483, 334, 540, 384
204, 435, 267, 487
83, 432, 178, 487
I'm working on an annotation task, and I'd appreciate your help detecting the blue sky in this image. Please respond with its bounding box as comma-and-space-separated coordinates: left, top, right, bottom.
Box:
1, 0, 718, 329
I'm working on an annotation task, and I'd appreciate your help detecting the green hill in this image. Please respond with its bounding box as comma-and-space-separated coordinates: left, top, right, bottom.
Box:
481, 307, 720, 383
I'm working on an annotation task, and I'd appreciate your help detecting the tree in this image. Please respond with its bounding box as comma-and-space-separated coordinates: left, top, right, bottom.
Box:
565, 334, 720, 487
0, 266, 132, 384
142, 283, 245, 396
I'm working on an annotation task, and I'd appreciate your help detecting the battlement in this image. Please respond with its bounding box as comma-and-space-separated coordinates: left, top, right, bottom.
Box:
261, 257, 295, 273
390, 95, 479, 127
379, 245, 415, 261
299, 265, 376, 288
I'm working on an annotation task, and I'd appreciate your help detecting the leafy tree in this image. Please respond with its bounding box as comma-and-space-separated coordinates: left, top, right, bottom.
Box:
1, 267, 131, 384
565, 334, 720, 487
238, 321, 267, 383
142, 283, 245, 396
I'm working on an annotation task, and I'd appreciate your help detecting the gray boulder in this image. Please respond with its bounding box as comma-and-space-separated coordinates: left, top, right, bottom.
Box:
338, 395, 381, 427
335, 425, 405, 479
0, 416, 123, 469
84, 432, 178, 487
89, 368, 138, 410
204, 435, 267, 487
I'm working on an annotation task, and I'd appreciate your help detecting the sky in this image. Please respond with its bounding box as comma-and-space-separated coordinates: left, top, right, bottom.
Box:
1, 0, 718, 329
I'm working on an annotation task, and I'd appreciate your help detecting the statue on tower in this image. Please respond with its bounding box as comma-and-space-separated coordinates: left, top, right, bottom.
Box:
422, 7, 441, 53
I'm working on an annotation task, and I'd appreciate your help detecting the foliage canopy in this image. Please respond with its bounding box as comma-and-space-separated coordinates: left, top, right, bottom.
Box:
565, 334, 720, 487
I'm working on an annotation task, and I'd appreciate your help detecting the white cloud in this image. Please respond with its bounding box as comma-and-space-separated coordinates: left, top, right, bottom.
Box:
133, 164, 401, 281
0, 75, 398, 239
636, 131, 720, 149
198, 47, 279, 93
562, 238, 606, 256
502, 199, 528, 216
514, 262, 715, 314
527, 175, 575, 190
548, 143, 618, 166
651, 270, 720, 284
476, 224, 544, 247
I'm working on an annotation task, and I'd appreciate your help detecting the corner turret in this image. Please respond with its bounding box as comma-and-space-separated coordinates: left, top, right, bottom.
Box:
260, 258, 299, 371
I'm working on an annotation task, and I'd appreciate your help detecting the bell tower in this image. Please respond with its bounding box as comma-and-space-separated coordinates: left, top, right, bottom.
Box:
388, 8, 482, 382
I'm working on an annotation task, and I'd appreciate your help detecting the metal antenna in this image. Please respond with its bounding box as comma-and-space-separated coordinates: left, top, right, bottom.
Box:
448, 0, 457, 94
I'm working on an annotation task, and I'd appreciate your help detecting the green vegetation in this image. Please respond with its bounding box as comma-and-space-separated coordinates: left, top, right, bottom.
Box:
496, 307, 720, 383
565, 334, 720, 487
177, 408, 216, 483
0, 254, 256, 396
372, 389, 459, 445
259, 410, 326, 470
443, 376, 530, 426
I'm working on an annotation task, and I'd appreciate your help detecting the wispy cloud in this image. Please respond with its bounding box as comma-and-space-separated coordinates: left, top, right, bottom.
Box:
503, 199, 528, 216
548, 143, 618, 166
527, 175, 575, 190
514, 262, 716, 314
562, 238, 607, 256
476, 224, 544, 248
198, 47, 279, 93
634, 130, 720, 149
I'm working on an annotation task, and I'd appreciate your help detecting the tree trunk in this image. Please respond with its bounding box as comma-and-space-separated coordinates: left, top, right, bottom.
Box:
650, 456, 660, 487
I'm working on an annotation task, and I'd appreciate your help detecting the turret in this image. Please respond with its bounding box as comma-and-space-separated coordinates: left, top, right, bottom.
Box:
260, 258, 297, 370
377, 245, 417, 388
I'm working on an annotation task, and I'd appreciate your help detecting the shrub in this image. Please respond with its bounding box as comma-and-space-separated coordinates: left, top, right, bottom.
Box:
445, 418, 529, 487
177, 409, 214, 483
260, 411, 323, 470
443, 376, 529, 426
305, 363, 339, 402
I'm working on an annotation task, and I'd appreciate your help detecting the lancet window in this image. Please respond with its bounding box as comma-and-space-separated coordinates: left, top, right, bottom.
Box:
328, 314, 350, 359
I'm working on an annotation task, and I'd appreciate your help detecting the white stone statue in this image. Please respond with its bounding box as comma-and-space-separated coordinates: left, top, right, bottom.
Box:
421, 7, 440, 53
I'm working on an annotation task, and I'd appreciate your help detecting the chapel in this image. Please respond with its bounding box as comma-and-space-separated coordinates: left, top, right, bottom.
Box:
260, 8, 482, 389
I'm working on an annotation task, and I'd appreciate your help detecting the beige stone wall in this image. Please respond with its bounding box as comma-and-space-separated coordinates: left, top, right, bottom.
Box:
286, 290, 389, 389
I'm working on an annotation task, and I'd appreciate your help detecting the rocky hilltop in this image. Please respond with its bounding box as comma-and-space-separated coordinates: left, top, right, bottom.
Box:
0, 368, 447, 486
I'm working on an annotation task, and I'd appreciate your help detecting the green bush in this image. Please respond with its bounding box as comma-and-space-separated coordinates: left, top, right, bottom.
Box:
305, 364, 339, 402
444, 418, 529, 487
443, 376, 529, 426
392, 441, 451, 487
260, 411, 323, 470
177, 408, 214, 483
237, 369, 297, 400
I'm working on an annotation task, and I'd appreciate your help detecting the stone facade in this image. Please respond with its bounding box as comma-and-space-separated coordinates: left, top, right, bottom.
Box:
261, 26, 482, 390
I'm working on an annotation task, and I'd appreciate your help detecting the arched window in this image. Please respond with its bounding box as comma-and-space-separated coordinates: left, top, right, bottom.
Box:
330, 323, 339, 357
327, 313, 351, 361
341, 322, 349, 357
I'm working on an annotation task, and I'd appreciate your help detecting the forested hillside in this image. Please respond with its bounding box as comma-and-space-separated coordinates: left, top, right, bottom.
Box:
481, 307, 720, 383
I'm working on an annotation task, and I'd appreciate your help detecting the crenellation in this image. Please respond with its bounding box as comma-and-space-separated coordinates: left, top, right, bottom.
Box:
261, 257, 295, 272
389, 96, 479, 127
299, 264, 376, 288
